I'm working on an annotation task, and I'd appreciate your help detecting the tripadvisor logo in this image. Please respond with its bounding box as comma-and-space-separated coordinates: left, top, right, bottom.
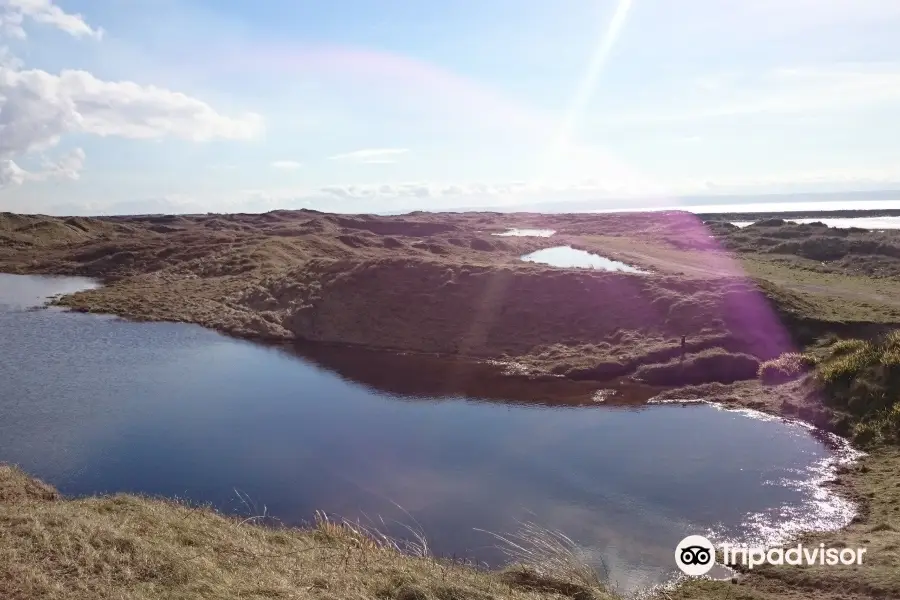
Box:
675, 535, 868, 576
675, 535, 716, 576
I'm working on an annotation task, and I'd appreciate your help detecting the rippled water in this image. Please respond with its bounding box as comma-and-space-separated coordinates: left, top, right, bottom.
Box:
0, 274, 99, 309
0, 274, 856, 593
521, 246, 648, 274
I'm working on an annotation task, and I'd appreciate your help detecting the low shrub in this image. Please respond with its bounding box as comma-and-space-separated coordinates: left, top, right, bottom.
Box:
817, 330, 900, 443
852, 404, 900, 447
829, 338, 870, 356
757, 352, 818, 385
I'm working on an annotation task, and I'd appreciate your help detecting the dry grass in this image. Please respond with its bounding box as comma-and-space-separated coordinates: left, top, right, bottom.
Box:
0, 210, 797, 378
477, 521, 609, 599
633, 349, 760, 386
3, 210, 900, 381
0, 465, 618, 600
757, 352, 818, 385
4, 210, 900, 600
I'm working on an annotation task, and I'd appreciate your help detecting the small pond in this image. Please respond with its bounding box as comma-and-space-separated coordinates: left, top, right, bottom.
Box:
0, 274, 855, 594
493, 229, 557, 237
521, 246, 648, 273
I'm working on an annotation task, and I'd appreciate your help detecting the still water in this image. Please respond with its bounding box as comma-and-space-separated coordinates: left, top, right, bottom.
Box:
493, 229, 557, 237
0, 274, 855, 593
732, 216, 900, 230
522, 246, 648, 274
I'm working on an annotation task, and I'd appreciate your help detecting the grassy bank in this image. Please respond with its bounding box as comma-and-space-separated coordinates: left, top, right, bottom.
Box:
6, 209, 900, 385
2, 334, 898, 600
668, 330, 900, 600
0, 465, 617, 600
3, 209, 900, 599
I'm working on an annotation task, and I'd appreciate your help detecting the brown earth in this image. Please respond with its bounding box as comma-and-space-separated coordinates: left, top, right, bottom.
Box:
4, 209, 900, 599
3, 209, 899, 388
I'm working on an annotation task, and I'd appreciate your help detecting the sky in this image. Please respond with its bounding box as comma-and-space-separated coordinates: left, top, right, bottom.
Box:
1, 0, 900, 215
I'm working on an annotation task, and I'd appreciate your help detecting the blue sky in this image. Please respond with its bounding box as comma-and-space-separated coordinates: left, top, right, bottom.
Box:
1, 0, 900, 215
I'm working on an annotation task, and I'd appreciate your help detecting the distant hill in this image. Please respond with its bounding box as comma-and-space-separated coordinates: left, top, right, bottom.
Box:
442, 189, 900, 215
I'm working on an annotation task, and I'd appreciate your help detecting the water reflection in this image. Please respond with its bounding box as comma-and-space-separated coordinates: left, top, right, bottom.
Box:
283, 342, 658, 407
0, 274, 99, 309
521, 246, 647, 273
0, 274, 853, 594
493, 229, 557, 237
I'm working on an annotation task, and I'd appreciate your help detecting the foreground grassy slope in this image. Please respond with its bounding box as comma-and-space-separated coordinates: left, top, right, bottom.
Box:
0, 465, 615, 600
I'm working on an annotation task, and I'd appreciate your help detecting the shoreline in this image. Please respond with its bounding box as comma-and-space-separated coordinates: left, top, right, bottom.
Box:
4, 273, 871, 585
3, 208, 900, 599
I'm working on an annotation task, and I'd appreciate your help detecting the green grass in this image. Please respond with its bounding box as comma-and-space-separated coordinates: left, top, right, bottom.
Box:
755, 331, 900, 446
816, 331, 900, 443
757, 352, 818, 385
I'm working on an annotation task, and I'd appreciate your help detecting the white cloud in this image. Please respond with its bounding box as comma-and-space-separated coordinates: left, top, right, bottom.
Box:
0, 1, 263, 189
0, 146, 83, 185
0, 0, 103, 40
271, 160, 303, 170
329, 148, 409, 164
14, 165, 900, 216
680, 165, 900, 194
0, 45, 21, 67
0, 157, 25, 185
676, 0, 900, 41
734, 0, 900, 27
607, 63, 900, 126
707, 64, 900, 116
0, 66, 263, 187
44, 146, 84, 180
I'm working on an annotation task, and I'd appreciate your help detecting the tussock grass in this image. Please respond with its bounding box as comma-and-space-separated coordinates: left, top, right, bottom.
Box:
810, 330, 900, 445
477, 521, 609, 598
0, 465, 618, 600
757, 352, 818, 384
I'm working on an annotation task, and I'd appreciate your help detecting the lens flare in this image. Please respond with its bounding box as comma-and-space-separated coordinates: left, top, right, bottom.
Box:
540, 0, 635, 178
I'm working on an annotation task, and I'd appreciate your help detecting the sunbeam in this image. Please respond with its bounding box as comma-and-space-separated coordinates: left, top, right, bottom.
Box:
538, 0, 636, 180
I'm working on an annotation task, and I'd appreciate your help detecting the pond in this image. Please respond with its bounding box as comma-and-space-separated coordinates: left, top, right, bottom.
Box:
493, 229, 557, 237
521, 246, 648, 274
0, 274, 855, 594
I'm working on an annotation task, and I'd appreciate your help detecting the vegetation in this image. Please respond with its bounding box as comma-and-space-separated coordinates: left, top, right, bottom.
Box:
5, 210, 900, 599
814, 330, 900, 446
757, 352, 817, 384
0, 465, 617, 600
633, 348, 760, 386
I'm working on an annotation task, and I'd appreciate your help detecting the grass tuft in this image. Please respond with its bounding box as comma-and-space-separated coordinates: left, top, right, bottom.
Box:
757, 352, 818, 385
812, 330, 900, 446
633, 349, 760, 386
0, 465, 620, 600
477, 520, 611, 597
